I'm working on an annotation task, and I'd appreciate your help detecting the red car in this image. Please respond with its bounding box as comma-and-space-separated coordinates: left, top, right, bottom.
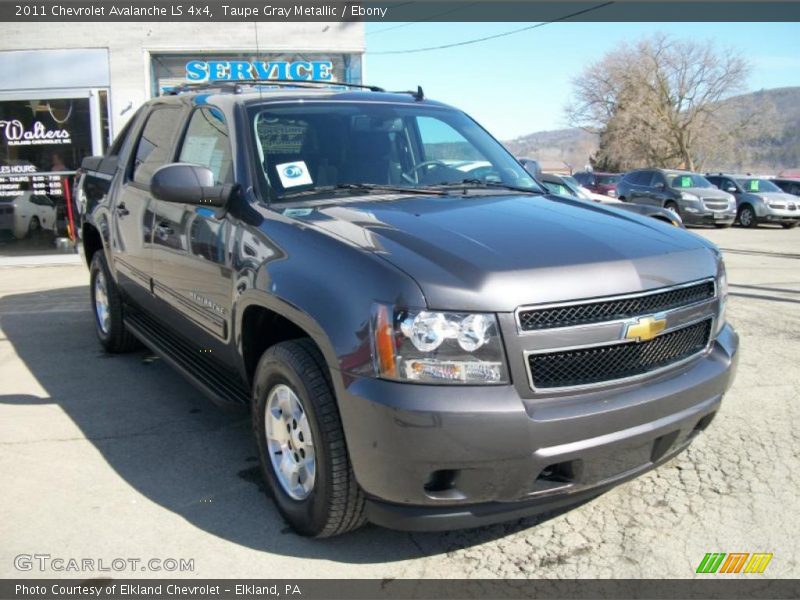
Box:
573, 171, 622, 197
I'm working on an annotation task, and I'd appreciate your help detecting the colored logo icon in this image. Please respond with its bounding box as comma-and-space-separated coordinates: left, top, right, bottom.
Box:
283, 165, 303, 179
696, 553, 773, 574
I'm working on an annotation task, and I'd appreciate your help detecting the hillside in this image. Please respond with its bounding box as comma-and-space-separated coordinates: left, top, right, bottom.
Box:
503, 87, 800, 174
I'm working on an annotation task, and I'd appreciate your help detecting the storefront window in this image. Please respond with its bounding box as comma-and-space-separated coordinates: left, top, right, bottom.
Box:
0, 97, 92, 255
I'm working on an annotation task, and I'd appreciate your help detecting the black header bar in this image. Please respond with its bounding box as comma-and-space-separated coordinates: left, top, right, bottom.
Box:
1, 1, 800, 22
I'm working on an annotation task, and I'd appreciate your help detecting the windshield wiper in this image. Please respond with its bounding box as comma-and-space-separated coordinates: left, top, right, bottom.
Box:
334, 183, 449, 196
427, 179, 546, 195
279, 183, 449, 200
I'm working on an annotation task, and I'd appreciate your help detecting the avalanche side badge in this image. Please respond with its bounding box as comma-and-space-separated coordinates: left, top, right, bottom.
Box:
276, 161, 313, 188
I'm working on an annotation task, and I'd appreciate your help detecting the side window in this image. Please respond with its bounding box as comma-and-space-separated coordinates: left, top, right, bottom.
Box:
108, 107, 142, 157
416, 116, 482, 162
651, 172, 667, 187
131, 107, 182, 185
636, 171, 654, 187
178, 108, 234, 185
627, 171, 645, 185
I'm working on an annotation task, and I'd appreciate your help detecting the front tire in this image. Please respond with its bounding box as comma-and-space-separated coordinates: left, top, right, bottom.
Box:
664, 201, 681, 219
28, 216, 41, 237
252, 339, 366, 537
89, 251, 139, 353
738, 205, 758, 228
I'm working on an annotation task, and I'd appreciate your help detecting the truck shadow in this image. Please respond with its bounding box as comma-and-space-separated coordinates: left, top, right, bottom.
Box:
0, 286, 578, 565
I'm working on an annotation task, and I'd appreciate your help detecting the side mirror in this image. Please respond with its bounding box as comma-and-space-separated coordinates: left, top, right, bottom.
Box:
726, 186, 737, 193
654, 181, 665, 189
151, 163, 234, 207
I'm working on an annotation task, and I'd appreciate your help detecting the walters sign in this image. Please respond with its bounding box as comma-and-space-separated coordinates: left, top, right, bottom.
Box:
185, 60, 334, 82
0, 119, 72, 146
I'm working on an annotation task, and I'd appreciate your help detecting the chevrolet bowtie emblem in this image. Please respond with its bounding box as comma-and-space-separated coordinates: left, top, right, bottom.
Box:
624, 314, 667, 342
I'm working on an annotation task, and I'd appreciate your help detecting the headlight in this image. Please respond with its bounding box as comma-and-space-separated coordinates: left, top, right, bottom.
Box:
371, 305, 509, 384
681, 192, 700, 201
715, 260, 728, 336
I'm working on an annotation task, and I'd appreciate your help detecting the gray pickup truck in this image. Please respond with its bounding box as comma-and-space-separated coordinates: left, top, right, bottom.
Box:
78, 81, 738, 537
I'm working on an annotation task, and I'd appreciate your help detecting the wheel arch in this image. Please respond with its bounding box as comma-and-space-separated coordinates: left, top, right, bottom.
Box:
81, 222, 103, 268
235, 292, 342, 390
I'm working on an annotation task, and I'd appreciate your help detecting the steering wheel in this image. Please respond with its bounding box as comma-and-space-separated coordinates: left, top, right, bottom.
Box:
403, 160, 449, 183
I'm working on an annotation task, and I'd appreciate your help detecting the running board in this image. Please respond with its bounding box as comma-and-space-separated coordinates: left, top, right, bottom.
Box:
124, 310, 250, 408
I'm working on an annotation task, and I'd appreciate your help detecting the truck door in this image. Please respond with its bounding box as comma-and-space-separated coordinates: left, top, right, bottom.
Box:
113, 105, 184, 309
151, 106, 236, 365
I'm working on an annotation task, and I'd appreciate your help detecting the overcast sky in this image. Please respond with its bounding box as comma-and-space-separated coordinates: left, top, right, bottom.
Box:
364, 21, 800, 140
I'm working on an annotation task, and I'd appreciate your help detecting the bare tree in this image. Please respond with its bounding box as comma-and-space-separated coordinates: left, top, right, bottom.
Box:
567, 34, 752, 171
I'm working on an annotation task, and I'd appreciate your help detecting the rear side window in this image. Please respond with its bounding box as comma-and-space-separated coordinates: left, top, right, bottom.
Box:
132, 106, 182, 185
178, 108, 234, 185
108, 107, 143, 157
626, 171, 651, 185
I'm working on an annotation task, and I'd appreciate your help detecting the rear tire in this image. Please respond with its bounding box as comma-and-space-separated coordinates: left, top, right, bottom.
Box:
89, 251, 139, 353
738, 205, 758, 228
252, 339, 366, 537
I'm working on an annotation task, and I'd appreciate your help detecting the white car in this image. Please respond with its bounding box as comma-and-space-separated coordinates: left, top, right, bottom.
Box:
6, 192, 58, 239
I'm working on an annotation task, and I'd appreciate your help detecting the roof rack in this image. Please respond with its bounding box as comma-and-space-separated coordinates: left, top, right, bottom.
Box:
164, 79, 386, 95
390, 85, 425, 101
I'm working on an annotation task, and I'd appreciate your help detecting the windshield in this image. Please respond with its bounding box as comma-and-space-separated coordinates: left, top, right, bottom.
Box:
667, 172, 713, 189
596, 175, 620, 185
248, 102, 540, 200
735, 178, 782, 193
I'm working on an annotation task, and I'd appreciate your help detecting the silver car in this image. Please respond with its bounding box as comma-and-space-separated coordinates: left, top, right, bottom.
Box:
706, 174, 800, 229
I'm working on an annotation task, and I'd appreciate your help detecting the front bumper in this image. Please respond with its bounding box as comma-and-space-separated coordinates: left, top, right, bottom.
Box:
337, 324, 738, 531
756, 205, 800, 223
682, 208, 736, 226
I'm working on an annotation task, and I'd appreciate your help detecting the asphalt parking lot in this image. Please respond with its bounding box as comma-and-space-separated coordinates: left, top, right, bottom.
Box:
1, 226, 798, 579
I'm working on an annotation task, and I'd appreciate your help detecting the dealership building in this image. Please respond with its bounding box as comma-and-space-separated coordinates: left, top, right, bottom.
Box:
0, 22, 364, 253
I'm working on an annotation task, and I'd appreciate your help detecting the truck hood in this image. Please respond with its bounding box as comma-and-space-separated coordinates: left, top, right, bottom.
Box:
289, 193, 719, 312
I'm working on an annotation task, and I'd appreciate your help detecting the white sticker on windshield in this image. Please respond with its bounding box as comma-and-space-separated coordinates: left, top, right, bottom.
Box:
276, 161, 313, 188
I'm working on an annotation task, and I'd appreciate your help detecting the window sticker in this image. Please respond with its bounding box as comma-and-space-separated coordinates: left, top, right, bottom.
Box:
749, 179, 760, 192
276, 161, 313, 188
680, 176, 692, 188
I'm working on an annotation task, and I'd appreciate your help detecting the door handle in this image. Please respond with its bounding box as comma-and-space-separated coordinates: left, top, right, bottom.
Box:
116, 202, 129, 216
155, 221, 174, 236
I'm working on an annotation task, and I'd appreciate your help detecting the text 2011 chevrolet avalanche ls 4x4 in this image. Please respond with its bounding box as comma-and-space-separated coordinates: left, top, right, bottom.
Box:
79, 81, 738, 537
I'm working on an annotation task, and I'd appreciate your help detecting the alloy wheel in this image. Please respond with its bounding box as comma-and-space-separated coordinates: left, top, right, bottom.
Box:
264, 384, 316, 500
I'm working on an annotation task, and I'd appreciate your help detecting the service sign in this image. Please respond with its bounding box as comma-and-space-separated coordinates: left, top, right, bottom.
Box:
185, 60, 334, 82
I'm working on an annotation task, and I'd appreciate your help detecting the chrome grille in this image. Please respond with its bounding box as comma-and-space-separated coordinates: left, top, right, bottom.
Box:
703, 200, 729, 211
518, 280, 715, 331
527, 319, 712, 389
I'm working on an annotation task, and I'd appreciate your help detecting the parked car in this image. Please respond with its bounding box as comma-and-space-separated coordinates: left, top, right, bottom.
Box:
616, 169, 736, 228
705, 174, 799, 229
78, 82, 737, 537
539, 173, 683, 227
0, 191, 58, 239
770, 177, 800, 198
572, 171, 621, 197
